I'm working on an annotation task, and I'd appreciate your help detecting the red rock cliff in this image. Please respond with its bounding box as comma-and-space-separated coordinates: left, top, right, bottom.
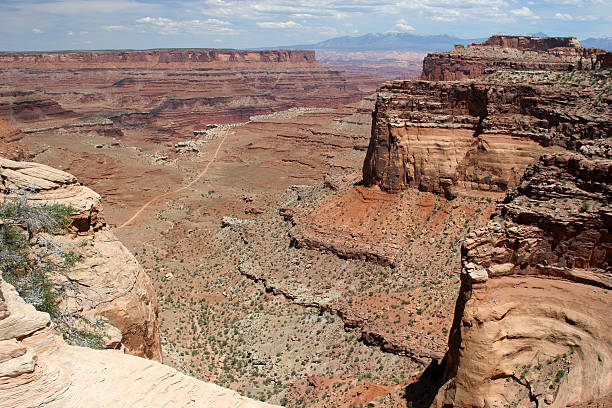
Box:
0, 49, 318, 69
362, 70, 611, 198
422, 35, 607, 81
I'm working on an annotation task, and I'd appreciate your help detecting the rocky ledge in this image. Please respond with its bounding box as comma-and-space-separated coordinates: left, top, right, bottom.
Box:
0, 275, 277, 408
433, 143, 612, 407
0, 157, 161, 360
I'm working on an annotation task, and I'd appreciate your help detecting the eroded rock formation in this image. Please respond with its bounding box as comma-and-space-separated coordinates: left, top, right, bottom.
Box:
433, 144, 612, 407
363, 70, 612, 198
0, 276, 276, 408
422, 35, 608, 81
0, 50, 380, 144
0, 157, 161, 360
0, 49, 316, 69
0, 119, 25, 160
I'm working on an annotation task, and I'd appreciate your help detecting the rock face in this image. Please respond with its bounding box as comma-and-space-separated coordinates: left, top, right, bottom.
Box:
363, 71, 612, 198
0, 88, 75, 124
0, 119, 25, 160
433, 145, 612, 407
0, 49, 316, 69
0, 157, 162, 360
0, 276, 277, 408
422, 35, 607, 81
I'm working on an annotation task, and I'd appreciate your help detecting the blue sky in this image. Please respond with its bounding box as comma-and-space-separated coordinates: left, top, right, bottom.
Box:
1, 0, 611, 51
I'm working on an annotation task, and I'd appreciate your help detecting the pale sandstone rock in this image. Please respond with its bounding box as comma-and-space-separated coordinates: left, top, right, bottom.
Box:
0, 278, 277, 408
0, 157, 161, 361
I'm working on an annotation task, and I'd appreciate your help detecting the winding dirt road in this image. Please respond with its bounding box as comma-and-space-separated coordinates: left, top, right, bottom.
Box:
119, 129, 230, 228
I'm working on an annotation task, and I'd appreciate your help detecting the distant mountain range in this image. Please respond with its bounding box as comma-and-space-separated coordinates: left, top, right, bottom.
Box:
281, 33, 485, 52
581, 37, 612, 50
279, 32, 612, 52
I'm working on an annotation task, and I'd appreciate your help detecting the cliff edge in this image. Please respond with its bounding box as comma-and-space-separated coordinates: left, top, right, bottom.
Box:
0, 157, 162, 360
433, 143, 612, 407
0, 49, 317, 69
363, 69, 612, 198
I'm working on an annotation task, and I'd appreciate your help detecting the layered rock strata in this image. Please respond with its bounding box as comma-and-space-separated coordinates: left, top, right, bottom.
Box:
0, 276, 276, 408
0, 157, 161, 360
422, 35, 607, 81
433, 146, 612, 407
0, 119, 25, 160
0, 88, 75, 123
0, 52, 381, 141
0, 49, 316, 69
363, 71, 612, 198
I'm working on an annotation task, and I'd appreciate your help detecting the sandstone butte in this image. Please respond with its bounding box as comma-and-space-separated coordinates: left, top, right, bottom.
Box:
0, 157, 278, 408
421, 35, 612, 81
363, 72, 611, 199
362, 35, 612, 407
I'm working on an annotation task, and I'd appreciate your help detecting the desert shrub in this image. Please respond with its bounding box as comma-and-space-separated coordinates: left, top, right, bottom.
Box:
0, 192, 74, 317
0, 189, 107, 348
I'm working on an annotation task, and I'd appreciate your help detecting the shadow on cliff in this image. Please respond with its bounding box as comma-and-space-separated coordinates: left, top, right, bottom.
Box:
404, 356, 446, 408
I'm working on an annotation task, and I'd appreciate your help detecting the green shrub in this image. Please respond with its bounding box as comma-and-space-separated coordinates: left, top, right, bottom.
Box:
0, 194, 100, 346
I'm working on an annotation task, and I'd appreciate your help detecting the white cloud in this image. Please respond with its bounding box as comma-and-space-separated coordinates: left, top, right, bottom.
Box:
395, 18, 415, 31
256, 21, 300, 29
136, 16, 238, 35
553, 11, 597, 21
206, 18, 230, 25
101, 25, 131, 31
32, 28, 42, 34
511, 6, 540, 19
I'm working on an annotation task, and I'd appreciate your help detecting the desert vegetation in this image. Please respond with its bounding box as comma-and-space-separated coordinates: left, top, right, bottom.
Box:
0, 188, 107, 349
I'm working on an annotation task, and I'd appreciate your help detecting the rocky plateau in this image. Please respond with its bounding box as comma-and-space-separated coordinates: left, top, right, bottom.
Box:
0, 37, 610, 408
422, 35, 611, 81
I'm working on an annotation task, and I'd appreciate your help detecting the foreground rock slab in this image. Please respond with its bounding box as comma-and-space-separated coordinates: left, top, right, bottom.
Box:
0, 277, 277, 408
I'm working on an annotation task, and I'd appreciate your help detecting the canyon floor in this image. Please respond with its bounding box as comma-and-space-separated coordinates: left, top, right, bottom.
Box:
13, 97, 498, 407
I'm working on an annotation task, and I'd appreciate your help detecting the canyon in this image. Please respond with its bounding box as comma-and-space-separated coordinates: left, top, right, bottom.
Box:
0, 37, 611, 408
